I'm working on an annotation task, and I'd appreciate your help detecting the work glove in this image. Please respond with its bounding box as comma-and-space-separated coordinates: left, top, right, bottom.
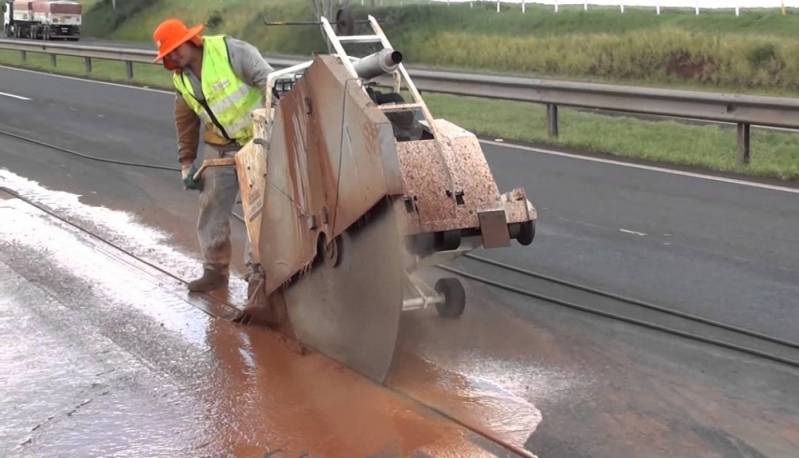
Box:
181, 163, 203, 191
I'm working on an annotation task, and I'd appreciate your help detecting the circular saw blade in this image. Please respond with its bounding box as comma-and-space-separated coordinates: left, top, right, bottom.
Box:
283, 199, 404, 383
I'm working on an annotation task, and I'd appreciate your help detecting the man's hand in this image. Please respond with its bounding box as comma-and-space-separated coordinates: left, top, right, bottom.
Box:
181, 163, 203, 191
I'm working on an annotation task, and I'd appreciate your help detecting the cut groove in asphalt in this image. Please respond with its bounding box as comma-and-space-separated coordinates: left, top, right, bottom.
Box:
438, 257, 799, 370
0, 127, 179, 171
0, 186, 239, 319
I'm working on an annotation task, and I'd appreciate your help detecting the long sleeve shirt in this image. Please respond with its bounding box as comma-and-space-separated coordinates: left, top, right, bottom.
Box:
174, 37, 273, 166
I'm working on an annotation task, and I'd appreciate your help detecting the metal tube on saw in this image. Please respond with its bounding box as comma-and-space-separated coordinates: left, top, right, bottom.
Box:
353, 49, 403, 80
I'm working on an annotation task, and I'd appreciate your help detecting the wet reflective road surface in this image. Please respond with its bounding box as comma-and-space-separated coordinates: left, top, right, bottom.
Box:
2, 64, 799, 457
0, 179, 540, 457
3, 167, 799, 457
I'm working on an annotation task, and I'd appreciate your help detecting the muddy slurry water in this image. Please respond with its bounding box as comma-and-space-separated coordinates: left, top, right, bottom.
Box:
0, 175, 541, 456
4, 167, 798, 456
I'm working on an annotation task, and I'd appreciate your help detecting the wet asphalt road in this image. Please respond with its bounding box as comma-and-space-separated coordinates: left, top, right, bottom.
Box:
1, 64, 798, 457
0, 192, 520, 457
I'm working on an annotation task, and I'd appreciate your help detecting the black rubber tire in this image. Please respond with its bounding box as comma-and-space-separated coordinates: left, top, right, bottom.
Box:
320, 233, 343, 269
435, 278, 466, 318
517, 220, 535, 246
335, 7, 354, 36
434, 230, 461, 251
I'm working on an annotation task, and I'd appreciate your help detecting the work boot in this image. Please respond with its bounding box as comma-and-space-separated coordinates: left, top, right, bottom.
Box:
187, 267, 228, 292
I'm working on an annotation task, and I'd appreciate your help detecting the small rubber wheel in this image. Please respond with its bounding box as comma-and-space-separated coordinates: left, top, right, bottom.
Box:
322, 235, 343, 268
435, 230, 461, 251
517, 221, 535, 246
435, 278, 466, 318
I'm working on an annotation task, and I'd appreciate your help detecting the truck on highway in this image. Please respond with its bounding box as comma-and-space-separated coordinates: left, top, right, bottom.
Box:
2, 1, 81, 40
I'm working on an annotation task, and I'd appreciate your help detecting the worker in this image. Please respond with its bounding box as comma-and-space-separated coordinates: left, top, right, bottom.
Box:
152, 19, 272, 292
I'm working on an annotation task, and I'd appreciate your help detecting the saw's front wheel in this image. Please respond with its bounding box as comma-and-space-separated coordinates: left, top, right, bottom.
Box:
283, 199, 404, 383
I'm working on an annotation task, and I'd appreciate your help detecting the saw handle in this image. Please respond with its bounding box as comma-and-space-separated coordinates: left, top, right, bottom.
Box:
193, 157, 237, 181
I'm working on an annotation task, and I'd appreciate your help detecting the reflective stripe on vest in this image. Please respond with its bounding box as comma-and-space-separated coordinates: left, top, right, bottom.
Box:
173, 35, 262, 145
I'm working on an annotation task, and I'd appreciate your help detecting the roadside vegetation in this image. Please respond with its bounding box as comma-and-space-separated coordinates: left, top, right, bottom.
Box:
80, 1, 799, 95
379, 4, 799, 95
0, 0, 796, 181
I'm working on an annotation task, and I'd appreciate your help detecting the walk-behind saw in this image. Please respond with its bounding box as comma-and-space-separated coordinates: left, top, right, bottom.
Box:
197, 15, 537, 383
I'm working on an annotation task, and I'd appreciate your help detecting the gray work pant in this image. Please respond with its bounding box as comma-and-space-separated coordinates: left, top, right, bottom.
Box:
197, 145, 251, 275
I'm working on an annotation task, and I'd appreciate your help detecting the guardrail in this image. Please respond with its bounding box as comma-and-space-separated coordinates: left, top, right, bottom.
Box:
1, 38, 797, 165
435, 0, 789, 17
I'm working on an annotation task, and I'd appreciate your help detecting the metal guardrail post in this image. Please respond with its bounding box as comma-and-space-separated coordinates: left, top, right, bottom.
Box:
84, 57, 92, 74
50, 54, 56, 67
547, 103, 559, 138
737, 123, 751, 166
125, 61, 133, 80
20, 50, 26, 62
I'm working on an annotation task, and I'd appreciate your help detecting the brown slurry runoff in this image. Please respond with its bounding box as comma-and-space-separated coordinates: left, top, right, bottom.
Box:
387, 350, 541, 457
0, 188, 537, 456
200, 320, 485, 457
386, 270, 572, 455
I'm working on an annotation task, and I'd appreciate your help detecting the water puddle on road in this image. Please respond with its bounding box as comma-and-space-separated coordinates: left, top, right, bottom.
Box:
0, 169, 548, 456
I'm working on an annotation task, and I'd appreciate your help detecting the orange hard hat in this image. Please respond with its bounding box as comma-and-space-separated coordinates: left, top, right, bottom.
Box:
152, 19, 204, 69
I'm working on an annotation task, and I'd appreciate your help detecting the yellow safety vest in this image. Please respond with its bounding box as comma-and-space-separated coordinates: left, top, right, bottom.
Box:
173, 35, 262, 145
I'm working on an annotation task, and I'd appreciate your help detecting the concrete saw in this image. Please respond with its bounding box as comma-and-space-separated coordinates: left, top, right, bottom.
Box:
198, 15, 538, 384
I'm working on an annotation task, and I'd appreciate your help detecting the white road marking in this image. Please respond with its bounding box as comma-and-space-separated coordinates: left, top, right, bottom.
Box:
0, 90, 30, 101
619, 229, 647, 236
480, 141, 799, 195
0, 64, 173, 95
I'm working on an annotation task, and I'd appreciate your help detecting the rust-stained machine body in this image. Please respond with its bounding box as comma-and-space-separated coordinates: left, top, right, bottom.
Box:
224, 16, 537, 383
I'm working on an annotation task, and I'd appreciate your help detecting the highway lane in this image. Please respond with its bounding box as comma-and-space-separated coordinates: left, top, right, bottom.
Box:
0, 193, 510, 457
2, 65, 798, 457
481, 140, 799, 342
4, 59, 790, 343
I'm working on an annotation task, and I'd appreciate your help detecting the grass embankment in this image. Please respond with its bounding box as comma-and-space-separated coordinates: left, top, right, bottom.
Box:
0, 1, 795, 180
380, 4, 799, 95
82, 1, 799, 94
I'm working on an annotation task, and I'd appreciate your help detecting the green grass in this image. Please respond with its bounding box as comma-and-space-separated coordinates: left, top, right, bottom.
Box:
425, 93, 799, 180
78, 1, 799, 94
377, 5, 799, 94
82, 0, 327, 55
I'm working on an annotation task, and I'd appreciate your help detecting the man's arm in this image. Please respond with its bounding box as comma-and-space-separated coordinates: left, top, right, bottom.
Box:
225, 37, 273, 93
175, 95, 200, 166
